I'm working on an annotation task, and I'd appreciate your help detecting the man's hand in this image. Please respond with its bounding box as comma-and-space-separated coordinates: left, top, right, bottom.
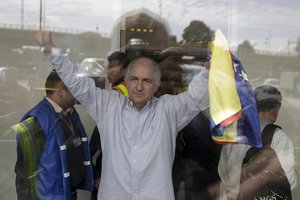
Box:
34, 31, 55, 53
94, 178, 100, 189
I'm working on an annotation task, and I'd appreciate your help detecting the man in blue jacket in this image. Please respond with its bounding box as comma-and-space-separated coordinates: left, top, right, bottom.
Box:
15, 70, 93, 200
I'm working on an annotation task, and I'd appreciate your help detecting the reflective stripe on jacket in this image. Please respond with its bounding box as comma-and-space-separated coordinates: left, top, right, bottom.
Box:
113, 81, 128, 96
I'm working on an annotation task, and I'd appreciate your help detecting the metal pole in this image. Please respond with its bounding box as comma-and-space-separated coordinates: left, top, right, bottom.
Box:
159, 0, 162, 21
43, 0, 46, 30
39, 0, 42, 30
21, 0, 24, 29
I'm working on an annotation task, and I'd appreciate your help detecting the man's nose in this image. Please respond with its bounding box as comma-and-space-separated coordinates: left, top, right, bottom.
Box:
136, 80, 143, 91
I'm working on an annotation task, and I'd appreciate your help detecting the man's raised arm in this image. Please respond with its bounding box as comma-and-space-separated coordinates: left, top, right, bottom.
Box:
33, 31, 105, 123
34, 31, 56, 54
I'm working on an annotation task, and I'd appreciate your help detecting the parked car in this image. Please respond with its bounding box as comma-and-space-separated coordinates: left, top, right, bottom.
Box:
78, 58, 108, 89
0, 66, 30, 133
78, 58, 107, 77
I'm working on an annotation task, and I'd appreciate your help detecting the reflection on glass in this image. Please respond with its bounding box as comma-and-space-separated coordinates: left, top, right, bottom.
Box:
0, 0, 299, 199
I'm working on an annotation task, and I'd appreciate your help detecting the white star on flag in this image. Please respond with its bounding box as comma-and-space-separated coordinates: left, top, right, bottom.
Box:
239, 70, 249, 82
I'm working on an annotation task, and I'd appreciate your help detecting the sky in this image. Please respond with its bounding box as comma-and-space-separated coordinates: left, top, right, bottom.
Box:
1, 0, 300, 54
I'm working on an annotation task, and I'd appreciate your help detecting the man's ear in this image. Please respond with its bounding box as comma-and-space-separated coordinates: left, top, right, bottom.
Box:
272, 106, 280, 114
154, 82, 161, 91
271, 107, 280, 120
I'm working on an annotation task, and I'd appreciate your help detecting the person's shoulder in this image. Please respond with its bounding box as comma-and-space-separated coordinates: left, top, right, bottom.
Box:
154, 94, 187, 113
26, 99, 57, 124
272, 127, 294, 148
155, 94, 174, 104
273, 125, 288, 138
33, 99, 53, 114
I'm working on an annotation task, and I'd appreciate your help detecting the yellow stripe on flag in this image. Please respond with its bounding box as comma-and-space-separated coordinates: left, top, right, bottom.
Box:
209, 30, 242, 125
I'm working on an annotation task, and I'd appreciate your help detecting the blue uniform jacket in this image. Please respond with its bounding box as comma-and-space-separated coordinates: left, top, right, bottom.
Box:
16, 98, 93, 200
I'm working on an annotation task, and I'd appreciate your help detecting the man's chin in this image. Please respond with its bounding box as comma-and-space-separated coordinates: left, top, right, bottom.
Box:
133, 93, 145, 98
133, 94, 145, 100
132, 97, 145, 104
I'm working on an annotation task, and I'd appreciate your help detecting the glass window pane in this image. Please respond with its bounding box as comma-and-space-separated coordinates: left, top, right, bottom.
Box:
1, 0, 299, 199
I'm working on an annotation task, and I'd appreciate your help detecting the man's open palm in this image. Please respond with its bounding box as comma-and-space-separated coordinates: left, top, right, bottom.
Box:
34, 31, 53, 47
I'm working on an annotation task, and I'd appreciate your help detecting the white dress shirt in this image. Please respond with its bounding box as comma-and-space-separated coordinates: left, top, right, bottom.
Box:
47, 54, 208, 200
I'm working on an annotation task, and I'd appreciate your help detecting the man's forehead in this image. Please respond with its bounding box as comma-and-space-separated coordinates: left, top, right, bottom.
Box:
108, 59, 121, 66
132, 59, 154, 70
131, 63, 154, 74
134, 58, 152, 65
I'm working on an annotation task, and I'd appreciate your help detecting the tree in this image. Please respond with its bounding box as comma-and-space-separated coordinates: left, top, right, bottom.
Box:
237, 40, 255, 55
182, 20, 212, 45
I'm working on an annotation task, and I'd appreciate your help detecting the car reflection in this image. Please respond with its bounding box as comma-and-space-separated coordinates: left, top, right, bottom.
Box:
77, 57, 108, 89
0, 66, 30, 137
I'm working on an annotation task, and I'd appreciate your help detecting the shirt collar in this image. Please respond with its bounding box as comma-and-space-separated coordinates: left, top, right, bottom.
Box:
259, 119, 271, 133
45, 97, 74, 115
46, 97, 63, 113
127, 97, 156, 112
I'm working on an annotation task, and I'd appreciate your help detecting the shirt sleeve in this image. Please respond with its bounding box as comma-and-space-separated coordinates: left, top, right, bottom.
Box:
217, 144, 250, 199
271, 129, 297, 190
46, 54, 112, 125
163, 66, 209, 132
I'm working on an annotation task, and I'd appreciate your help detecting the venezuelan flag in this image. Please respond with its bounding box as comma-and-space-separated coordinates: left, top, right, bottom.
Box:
209, 30, 262, 148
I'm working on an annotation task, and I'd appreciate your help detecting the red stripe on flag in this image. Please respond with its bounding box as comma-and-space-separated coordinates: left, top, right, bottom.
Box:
220, 111, 241, 127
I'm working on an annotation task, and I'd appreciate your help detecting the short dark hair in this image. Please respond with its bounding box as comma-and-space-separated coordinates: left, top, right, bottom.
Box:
108, 51, 130, 69
254, 85, 282, 112
45, 70, 63, 96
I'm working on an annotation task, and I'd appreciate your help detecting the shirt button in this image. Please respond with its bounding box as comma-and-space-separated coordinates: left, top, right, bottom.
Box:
133, 160, 136, 164
133, 146, 137, 149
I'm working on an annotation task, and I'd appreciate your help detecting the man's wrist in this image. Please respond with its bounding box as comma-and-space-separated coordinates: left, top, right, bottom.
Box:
43, 46, 61, 55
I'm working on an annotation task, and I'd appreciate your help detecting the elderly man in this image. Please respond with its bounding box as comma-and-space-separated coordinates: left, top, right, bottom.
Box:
34, 31, 208, 200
